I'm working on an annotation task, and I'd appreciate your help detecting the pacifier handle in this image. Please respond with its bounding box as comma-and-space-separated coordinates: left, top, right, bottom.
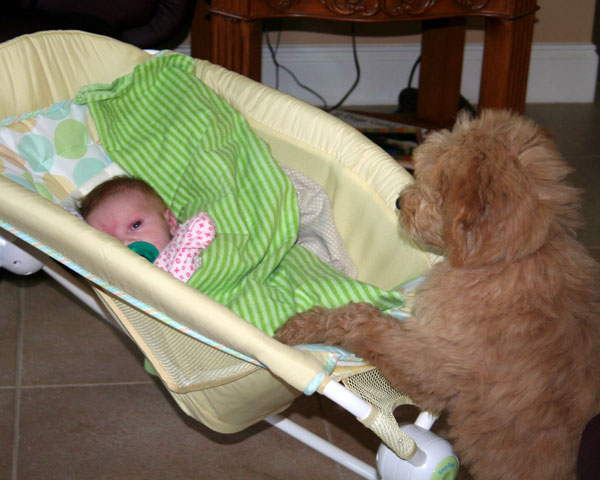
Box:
128, 241, 159, 262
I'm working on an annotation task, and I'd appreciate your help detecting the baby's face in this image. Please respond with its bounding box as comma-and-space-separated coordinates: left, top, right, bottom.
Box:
86, 189, 178, 252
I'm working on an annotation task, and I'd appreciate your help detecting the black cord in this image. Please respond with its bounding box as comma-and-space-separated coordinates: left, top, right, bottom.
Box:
397, 54, 476, 115
407, 55, 420, 88
325, 23, 361, 112
264, 24, 361, 112
396, 56, 420, 113
265, 26, 328, 108
268, 22, 283, 90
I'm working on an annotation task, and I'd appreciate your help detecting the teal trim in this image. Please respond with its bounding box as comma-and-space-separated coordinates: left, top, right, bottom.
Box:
304, 370, 326, 395
0, 99, 75, 127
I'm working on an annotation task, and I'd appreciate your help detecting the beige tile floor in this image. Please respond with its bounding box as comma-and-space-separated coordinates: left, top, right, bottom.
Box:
2, 103, 599, 480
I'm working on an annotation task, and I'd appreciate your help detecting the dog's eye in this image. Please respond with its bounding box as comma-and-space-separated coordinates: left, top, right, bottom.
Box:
395, 196, 402, 210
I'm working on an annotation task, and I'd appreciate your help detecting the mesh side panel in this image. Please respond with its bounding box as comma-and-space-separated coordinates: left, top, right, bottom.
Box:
107, 295, 258, 392
342, 369, 417, 459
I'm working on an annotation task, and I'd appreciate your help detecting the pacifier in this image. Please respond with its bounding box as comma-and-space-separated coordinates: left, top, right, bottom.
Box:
127, 241, 159, 262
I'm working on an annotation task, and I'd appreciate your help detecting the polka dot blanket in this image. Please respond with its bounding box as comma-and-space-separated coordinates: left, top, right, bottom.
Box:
0, 100, 111, 203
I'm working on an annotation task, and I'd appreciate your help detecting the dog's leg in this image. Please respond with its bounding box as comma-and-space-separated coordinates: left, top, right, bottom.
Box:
276, 303, 414, 373
276, 302, 448, 413
275, 303, 396, 347
274, 306, 331, 345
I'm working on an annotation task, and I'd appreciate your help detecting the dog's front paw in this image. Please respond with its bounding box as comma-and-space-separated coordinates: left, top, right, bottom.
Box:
276, 302, 387, 347
275, 307, 330, 345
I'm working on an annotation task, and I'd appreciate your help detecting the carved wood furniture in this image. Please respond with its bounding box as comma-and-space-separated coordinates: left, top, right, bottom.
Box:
192, 0, 538, 127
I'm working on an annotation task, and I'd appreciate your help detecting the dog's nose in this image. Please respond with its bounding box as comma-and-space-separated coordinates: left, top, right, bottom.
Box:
395, 196, 402, 210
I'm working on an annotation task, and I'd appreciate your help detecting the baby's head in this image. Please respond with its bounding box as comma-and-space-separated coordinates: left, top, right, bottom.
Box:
79, 176, 178, 252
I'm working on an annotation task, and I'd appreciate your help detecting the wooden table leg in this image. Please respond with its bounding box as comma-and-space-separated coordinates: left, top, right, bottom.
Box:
209, 13, 263, 82
478, 12, 535, 113
417, 18, 467, 127
191, 0, 211, 60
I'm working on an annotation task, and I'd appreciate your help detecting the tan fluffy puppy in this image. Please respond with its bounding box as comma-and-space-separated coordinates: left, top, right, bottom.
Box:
276, 110, 600, 479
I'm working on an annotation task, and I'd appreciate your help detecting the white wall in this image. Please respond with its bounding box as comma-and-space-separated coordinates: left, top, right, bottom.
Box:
260, 42, 599, 107
176, 42, 598, 106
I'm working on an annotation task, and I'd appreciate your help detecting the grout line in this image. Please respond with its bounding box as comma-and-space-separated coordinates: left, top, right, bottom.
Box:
11, 280, 25, 480
18, 381, 155, 389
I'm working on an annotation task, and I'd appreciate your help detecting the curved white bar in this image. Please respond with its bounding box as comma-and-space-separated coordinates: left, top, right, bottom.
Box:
265, 415, 378, 480
322, 379, 373, 420
414, 411, 437, 430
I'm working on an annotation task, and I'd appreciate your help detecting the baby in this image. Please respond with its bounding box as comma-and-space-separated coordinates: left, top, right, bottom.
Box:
78, 176, 216, 282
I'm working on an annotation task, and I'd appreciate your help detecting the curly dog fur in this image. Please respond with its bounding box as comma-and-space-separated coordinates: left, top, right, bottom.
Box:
276, 110, 600, 479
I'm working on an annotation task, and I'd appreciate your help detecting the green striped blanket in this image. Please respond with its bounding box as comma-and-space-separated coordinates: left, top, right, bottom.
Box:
76, 54, 404, 336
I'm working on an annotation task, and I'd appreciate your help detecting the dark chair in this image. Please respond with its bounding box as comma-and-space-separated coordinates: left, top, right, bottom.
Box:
578, 413, 600, 479
1, 0, 196, 49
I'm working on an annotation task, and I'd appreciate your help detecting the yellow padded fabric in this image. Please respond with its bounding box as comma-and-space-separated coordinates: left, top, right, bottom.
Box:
0, 30, 150, 119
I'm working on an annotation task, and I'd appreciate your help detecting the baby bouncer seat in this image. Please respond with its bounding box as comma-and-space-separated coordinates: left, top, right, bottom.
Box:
0, 31, 456, 479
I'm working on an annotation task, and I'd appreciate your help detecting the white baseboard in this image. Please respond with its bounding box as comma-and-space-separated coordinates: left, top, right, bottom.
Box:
176, 42, 599, 106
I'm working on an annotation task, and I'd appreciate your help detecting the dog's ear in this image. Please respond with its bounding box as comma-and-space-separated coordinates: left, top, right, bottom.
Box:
441, 147, 552, 267
441, 153, 485, 266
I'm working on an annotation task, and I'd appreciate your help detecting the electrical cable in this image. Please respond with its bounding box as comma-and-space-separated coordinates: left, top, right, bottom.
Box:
325, 23, 361, 112
397, 54, 476, 115
407, 55, 420, 88
396, 55, 420, 113
270, 22, 283, 90
264, 24, 361, 111
265, 26, 328, 108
